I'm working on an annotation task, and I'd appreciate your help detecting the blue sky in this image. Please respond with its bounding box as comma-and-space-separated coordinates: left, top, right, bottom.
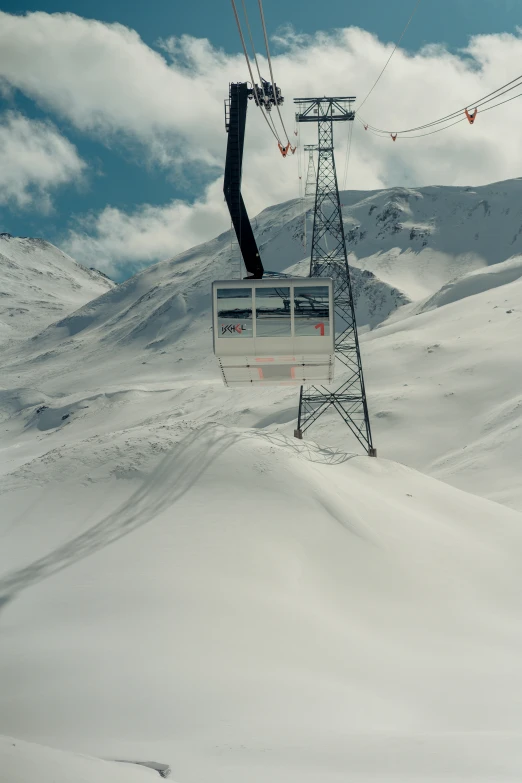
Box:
0, 1, 521, 279
1, 0, 517, 55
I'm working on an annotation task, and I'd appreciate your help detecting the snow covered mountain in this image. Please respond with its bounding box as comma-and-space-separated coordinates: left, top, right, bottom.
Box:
1, 178, 522, 782
2, 178, 521, 506
338, 177, 522, 298
0, 736, 170, 782
0, 233, 114, 347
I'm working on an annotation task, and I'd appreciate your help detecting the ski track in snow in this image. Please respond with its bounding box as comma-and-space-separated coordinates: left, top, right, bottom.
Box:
1, 178, 522, 781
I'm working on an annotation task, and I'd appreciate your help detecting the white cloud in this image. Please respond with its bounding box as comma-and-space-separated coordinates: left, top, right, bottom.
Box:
65, 178, 229, 278
1, 12, 522, 271
0, 111, 85, 210
0, 12, 232, 168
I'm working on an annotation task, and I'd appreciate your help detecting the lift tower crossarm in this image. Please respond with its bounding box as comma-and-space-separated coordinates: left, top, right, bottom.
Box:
294, 97, 356, 124
224, 82, 264, 279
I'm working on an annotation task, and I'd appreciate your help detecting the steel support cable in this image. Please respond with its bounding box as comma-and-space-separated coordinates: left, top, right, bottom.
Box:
257, 0, 292, 144
297, 142, 308, 248
367, 115, 466, 138
262, 93, 286, 141
267, 109, 285, 141
258, 101, 285, 143
357, 0, 423, 113
364, 89, 522, 139
296, 126, 308, 250
342, 120, 354, 190
360, 115, 464, 136
297, 126, 303, 199
240, 0, 265, 93
230, 1, 258, 100
230, 0, 283, 145
479, 88, 522, 114
237, 0, 283, 146
361, 76, 522, 134
359, 72, 522, 135
239, 0, 284, 142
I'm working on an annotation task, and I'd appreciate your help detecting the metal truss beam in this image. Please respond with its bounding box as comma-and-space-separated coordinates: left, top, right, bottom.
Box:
304, 144, 318, 197
293, 97, 376, 456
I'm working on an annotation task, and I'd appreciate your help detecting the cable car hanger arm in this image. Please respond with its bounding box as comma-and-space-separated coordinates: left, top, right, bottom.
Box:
223, 79, 286, 280
223, 82, 264, 279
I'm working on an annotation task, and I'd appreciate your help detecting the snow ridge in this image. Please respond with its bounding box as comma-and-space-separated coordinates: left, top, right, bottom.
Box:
0, 234, 114, 347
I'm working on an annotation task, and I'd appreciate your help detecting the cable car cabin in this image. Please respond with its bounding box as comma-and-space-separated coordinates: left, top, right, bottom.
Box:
212, 278, 335, 386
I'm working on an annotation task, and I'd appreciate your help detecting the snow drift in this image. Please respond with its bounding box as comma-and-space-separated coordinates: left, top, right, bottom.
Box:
0, 736, 171, 782
1, 430, 522, 782
2, 177, 522, 781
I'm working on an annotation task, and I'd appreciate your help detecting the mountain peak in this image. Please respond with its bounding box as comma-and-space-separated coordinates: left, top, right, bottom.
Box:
0, 235, 114, 347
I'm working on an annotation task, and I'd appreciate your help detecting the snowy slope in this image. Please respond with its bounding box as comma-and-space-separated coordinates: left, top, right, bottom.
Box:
418, 254, 522, 313
1, 182, 521, 508
257, 177, 522, 280
1, 432, 522, 783
2, 178, 522, 782
362, 268, 522, 508
0, 224, 407, 369
0, 233, 114, 346
336, 177, 522, 298
4, 175, 521, 362
0, 736, 170, 782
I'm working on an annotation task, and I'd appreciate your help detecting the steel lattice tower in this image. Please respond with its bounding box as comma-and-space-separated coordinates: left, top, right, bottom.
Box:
293, 97, 376, 456
304, 144, 318, 196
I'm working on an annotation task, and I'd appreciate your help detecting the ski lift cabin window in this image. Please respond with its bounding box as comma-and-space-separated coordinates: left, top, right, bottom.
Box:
212, 278, 335, 386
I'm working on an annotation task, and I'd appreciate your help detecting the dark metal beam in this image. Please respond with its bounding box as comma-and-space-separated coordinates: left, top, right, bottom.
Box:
223, 82, 264, 279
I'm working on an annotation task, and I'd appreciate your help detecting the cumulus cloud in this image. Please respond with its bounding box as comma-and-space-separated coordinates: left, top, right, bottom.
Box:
1, 12, 522, 272
65, 178, 228, 278
0, 12, 232, 169
0, 111, 85, 210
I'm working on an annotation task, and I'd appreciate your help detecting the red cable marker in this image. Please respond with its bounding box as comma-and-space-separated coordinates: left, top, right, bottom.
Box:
465, 108, 478, 124
278, 142, 297, 157
391, 133, 397, 141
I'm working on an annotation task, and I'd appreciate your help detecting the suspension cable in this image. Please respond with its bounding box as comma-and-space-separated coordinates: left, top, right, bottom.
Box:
364, 115, 466, 139
230, 1, 258, 101
296, 124, 306, 250
359, 71, 522, 136
257, 0, 291, 144
230, 0, 283, 145
342, 120, 354, 190
405, 89, 522, 137
480, 88, 522, 115
240, 0, 283, 143
263, 112, 284, 142
357, 0, 423, 112
241, 0, 265, 95
265, 105, 286, 144
362, 86, 522, 140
